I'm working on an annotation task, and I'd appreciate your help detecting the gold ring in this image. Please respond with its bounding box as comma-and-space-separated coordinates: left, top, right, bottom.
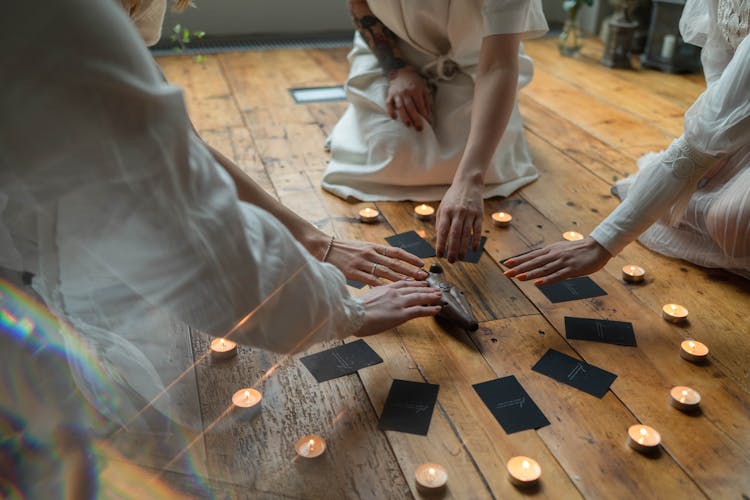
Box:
371, 263, 378, 275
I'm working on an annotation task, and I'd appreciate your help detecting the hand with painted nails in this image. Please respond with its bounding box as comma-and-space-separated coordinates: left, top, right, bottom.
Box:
435, 179, 484, 262
324, 239, 429, 286
386, 66, 432, 131
353, 281, 443, 336
503, 237, 612, 285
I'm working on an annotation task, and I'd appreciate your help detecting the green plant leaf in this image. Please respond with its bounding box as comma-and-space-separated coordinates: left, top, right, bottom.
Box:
173, 24, 181, 34
194, 31, 206, 39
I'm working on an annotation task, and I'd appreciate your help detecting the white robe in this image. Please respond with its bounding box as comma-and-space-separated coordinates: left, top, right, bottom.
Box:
590, 0, 750, 278
0, 0, 364, 431
322, 0, 548, 202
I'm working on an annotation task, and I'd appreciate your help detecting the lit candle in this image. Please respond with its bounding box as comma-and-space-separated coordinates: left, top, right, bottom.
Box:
507, 456, 542, 487
562, 231, 584, 241
414, 204, 435, 221
679, 339, 709, 363
627, 424, 661, 453
414, 463, 448, 492
669, 386, 701, 412
491, 211, 513, 228
231, 388, 262, 420
661, 34, 676, 59
210, 337, 238, 360
662, 303, 689, 324
358, 207, 380, 224
621, 264, 646, 283
295, 435, 326, 458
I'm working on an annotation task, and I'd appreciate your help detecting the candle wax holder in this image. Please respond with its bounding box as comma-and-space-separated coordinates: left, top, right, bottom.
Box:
506, 456, 542, 487
627, 424, 661, 454
414, 204, 435, 221
562, 231, 584, 241
358, 207, 380, 224
622, 264, 646, 283
210, 337, 238, 360
491, 211, 512, 227
663, 303, 689, 324
415, 463, 448, 492
669, 386, 701, 412
295, 435, 326, 458
231, 388, 262, 420
680, 340, 709, 363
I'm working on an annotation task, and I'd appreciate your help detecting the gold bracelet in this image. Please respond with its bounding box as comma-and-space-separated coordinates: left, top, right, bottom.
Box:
321, 235, 335, 262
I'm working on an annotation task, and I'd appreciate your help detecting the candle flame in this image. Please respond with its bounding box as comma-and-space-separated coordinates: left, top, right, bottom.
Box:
428, 467, 435, 478
419, 204, 428, 210
220, 338, 225, 346
307, 438, 315, 452
639, 428, 648, 436
688, 341, 695, 350
499, 212, 506, 217
522, 460, 529, 469
244, 390, 250, 401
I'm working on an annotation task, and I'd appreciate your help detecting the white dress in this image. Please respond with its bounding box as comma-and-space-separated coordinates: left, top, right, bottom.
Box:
0, 0, 364, 434
590, 0, 750, 278
321, 0, 548, 202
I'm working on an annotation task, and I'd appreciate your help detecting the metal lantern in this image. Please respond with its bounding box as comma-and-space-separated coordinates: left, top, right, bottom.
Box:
600, 0, 640, 69
641, 0, 702, 72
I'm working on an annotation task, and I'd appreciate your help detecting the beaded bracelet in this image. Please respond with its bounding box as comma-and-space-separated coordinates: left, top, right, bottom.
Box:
321, 235, 335, 262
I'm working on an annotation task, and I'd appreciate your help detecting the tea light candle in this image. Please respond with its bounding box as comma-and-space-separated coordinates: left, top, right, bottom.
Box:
662, 303, 689, 323
622, 264, 645, 283
627, 424, 661, 453
210, 337, 238, 360
669, 386, 701, 412
414, 204, 435, 221
231, 388, 262, 420
491, 211, 513, 227
507, 456, 541, 487
415, 463, 448, 492
562, 231, 584, 241
680, 340, 709, 363
295, 435, 326, 458
358, 207, 380, 223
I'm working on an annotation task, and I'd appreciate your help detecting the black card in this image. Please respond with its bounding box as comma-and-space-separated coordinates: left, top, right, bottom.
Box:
565, 317, 637, 347
460, 236, 487, 264
346, 279, 366, 289
472, 376, 550, 434
378, 379, 439, 436
385, 231, 436, 258
532, 349, 616, 398
537, 276, 607, 303
300, 340, 383, 383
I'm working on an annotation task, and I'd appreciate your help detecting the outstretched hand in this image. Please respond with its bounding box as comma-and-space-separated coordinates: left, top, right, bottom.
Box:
435, 181, 484, 262
353, 281, 442, 337
326, 239, 429, 286
503, 237, 612, 285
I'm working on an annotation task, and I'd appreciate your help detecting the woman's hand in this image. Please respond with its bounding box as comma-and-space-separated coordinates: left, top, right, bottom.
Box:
435, 180, 484, 262
386, 66, 432, 131
326, 239, 429, 286
353, 281, 442, 337
503, 237, 613, 285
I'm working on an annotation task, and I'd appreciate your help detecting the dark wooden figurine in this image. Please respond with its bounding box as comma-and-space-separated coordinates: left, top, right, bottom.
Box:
426, 263, 479, 332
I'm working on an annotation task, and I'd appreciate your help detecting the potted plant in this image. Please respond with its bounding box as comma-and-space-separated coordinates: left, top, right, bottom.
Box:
559, 0, 594, 56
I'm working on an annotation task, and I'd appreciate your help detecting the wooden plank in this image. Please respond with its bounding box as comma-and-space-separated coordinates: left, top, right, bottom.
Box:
520, 132, 750, 394
482, 196, 750, 498
158, 54, 244, 132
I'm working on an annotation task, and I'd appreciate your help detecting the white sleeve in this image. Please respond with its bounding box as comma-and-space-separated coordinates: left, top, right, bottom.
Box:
482, 0, 548, 39
0, 0, 365, 355
591, 35, 750, 256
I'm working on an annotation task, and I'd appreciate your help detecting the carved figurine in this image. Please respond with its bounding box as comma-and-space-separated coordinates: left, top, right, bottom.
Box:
426, 263, 479, 332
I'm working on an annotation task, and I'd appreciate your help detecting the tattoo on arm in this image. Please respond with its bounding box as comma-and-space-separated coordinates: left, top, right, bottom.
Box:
349, 4, 407, 79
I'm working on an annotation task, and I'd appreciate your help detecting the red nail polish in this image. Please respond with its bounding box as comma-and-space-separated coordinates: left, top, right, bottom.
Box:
517, 273, 527, 280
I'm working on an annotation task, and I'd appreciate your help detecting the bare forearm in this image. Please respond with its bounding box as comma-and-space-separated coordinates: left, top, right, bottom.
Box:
348, 0, 407, 79
208, 144, 330, 257
455, 35, 520, 184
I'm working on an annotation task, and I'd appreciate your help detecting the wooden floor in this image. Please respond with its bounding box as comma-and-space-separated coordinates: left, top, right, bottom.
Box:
147, 38, 750, 499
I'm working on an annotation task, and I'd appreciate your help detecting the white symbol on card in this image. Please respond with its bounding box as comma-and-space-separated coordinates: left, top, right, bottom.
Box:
332, 352, 353, 370
394, 403, 430, 414
563, 282, 579, 296
595, 322, 605, 339
568, 363, 587, 381
496, 397, 525, 409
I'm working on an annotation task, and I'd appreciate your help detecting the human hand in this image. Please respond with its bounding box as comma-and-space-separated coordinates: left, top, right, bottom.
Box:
435, 181, 484, 262
353, 281, 442, 337
503, 237, 612, 285
386, 66, 432, 131
326, 239, 429, 286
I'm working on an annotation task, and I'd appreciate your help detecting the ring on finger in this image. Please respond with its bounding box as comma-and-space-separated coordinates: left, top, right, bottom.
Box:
371, 263, 378, 275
